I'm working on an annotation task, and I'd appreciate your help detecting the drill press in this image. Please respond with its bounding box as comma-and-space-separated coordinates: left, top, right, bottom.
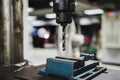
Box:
53, 0, 75, 51
39, 0, 107, 80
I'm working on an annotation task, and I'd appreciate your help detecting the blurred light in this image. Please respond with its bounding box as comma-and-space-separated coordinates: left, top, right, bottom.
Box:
31, 20, 46, 26
108, 12, 114, 16
114, 12, 118, 16
80, 18, 92, 25
44, 33, 50, 39
107, 12, 118, 17
49, 1, 53, 7
84, 9, 104, 15
49, 19, 58, 25
37, 28, 46, 38
45, 13, 56, 19
37, 28, 50, 39
75, 2, 78, 6
28, 7, 34, 12
28, 16, 37, 21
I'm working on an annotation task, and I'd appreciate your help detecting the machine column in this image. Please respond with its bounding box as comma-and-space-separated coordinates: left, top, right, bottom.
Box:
0, 0, 24, 65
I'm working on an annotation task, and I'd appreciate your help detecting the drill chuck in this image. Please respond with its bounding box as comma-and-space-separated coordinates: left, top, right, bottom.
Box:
53, 0, 75, 26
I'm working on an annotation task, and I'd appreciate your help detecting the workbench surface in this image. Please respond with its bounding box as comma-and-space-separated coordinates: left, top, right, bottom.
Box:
0, 65, 120, 80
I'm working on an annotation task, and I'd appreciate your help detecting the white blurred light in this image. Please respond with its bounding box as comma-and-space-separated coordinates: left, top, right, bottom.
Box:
45, 13, 56, 19
49, 1, 53, 7
37, 28, 50, 39
75, 2, 78, 6
44, 34, 50, 39
28, 16, 37, 21
84, 9, 104, 15
49, 19, 58, 25
38, 28, 46, 38
28, 7, 34, 12
80, 18, 92, 25
31, 20, 46, 26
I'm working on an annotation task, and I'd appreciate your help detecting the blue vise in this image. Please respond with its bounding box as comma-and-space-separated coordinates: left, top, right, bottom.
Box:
40, 55, 107, 80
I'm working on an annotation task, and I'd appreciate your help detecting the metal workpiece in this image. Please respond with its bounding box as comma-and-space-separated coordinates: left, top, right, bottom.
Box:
40, 54, 107, 80
0, 0, 24, 65
56, 56, 85, 68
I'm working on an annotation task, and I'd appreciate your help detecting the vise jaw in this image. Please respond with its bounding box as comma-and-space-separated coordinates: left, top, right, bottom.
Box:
40, 54, 107, 80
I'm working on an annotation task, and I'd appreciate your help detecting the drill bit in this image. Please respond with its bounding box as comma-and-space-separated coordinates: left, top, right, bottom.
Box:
62, 25, 66, 51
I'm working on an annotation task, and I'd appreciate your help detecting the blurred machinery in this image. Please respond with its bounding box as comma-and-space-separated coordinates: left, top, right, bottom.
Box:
100, 11, 120, 64
31, 25, 56, 48
40, 0, 107, 80
0, 0, 120, 79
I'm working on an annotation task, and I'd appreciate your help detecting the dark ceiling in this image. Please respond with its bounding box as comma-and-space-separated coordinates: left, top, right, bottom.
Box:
29, 0, 52, 9
29, 0, 120, 19
82, 0, 120, 10
29, 0, 120, 10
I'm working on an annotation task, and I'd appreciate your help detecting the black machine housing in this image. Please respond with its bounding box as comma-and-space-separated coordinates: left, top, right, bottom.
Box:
53, 0, 75, 26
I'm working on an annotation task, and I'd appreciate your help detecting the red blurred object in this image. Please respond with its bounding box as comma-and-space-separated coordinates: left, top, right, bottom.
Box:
84, 36, 91, 44
107, 12, 114, 16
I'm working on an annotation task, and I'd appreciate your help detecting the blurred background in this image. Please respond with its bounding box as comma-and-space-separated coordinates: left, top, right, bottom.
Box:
24, 0, 120, 70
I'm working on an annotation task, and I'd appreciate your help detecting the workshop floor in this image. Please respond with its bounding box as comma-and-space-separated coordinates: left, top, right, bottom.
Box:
24, 44, 120, 70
